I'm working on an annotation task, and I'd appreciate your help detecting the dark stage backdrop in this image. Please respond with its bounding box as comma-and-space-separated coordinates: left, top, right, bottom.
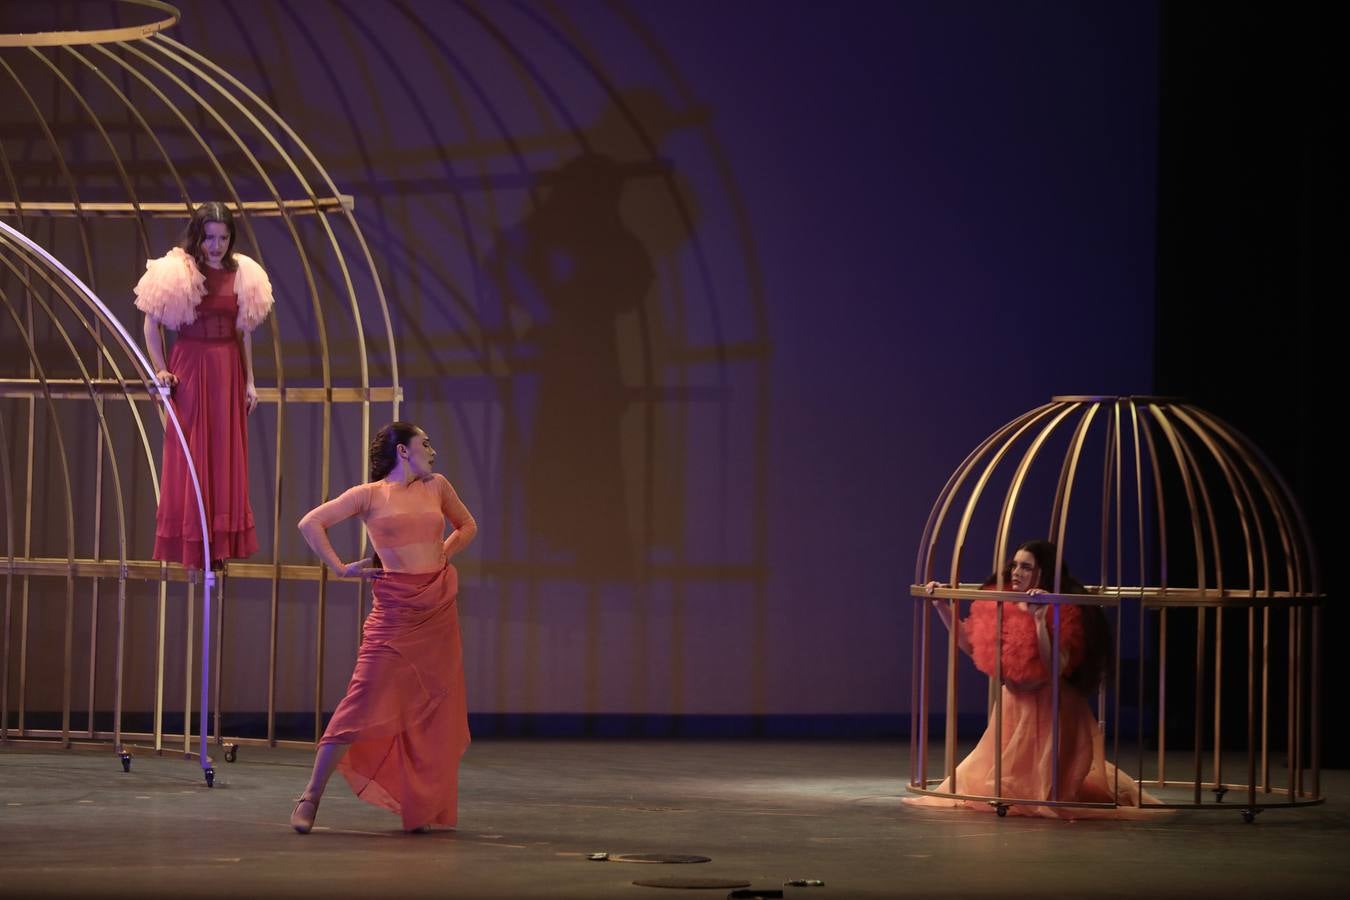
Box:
1154, 1, 1339, 763
1, 1, 1159, 732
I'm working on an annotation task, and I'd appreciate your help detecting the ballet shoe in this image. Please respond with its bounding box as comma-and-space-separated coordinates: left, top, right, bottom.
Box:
291, 795, 320, 834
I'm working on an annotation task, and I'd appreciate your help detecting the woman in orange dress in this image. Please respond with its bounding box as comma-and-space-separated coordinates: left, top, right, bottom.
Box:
910, 540, 1155, 818
290, 421, 477, 834
135, 201, 273, 569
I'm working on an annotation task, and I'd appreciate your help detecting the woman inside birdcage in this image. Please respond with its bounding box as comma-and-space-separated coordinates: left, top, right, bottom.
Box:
134, 201, 273, 569
910, 539, 1156, 818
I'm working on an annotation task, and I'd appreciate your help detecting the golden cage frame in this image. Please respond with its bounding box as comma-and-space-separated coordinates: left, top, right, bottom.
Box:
909, 396, 1322, 821
1, 2, 400, 782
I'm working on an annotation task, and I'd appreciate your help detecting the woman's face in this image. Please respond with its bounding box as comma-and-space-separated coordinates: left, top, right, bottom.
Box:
200, 221, 231, 269
1009, 549, 1040, 592
399, 429, 437, 478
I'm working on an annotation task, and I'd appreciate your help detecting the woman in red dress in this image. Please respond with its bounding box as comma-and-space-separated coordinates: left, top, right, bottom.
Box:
290, 421, 478, 834
135, 202, 273, 569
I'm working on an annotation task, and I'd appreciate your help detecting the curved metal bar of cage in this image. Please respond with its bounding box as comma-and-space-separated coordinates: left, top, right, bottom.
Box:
908, 397, 1323, 815
0, 0, 180, 49
0, 219, 215, 775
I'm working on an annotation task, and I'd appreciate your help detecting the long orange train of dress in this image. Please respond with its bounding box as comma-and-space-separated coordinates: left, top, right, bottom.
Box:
906, 598, 1158, 819
318, 474, 471, 830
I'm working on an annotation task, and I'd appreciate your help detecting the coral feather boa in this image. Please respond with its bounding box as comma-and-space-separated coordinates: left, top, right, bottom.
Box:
133, 247, 274, 333
966, 590, 1086, 690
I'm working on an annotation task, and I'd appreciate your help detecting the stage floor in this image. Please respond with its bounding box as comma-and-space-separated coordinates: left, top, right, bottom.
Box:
2, 740, 1347, 898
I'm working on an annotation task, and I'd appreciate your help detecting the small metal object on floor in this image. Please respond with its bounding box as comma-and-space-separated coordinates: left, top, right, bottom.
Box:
587, 852, 609, 861
632, 877, 752, 889
610, 853, 712, 864
784, 879, 825, 887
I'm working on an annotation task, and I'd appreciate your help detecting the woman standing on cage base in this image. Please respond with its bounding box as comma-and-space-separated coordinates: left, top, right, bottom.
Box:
908, 539, 1157, 819
290, 421, 477, 834
135, 201, 273, 570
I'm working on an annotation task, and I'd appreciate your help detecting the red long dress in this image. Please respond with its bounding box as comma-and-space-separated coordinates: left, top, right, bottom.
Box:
152, 266, 259, 568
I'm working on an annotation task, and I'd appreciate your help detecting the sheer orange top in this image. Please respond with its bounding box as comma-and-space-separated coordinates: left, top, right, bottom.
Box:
324, 474, 473, 574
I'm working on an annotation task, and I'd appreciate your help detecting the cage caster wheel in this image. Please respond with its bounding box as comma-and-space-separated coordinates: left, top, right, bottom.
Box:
204, 767, 215, 788
223, 744, 238, 764
1241, 808, 1259, 824
995, 803, 1009, 817
119, 752, 131, 773
1212, 785, 1229, 803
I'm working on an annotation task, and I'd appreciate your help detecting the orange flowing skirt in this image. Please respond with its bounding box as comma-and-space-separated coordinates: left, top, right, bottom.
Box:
905, 682, 1158, 819
321, 565, 470, 830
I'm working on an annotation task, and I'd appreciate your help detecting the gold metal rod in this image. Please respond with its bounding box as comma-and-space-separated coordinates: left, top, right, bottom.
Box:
213, 573, 225, 744
1183, 407, 1307, 599
0, 0, 179, 47
915, 404, 1054, 582
919, 597, 930, 787
1185, 406, 1318, 595
0, 412, 14, 742
0, 139, 32, 738
1310, 604, 1320, 799
1128, 400, 1148, 784
1261, 605, 1270, 791
113, 574, 126, 753
1213, 606, 1223, 789
993, 599, 1003, 798
0, 197, 353, 217
1051, 403, 1101, 580
1193, 606, 1205, 804
1146, 406, 1209, 594
315, 569, 327, 744
154, 577, 166, 754
939, 405, 1064, 587
990, 403, 1079, 581
60, 44, 192, 215
1293, 607, 1303, 797
1136, 413, 1169, 592
1098, 404, 1116, 596
944, 599, 958, 793
0, 381, 399, 402
183, 579, 195, 756
1287, 608, 1295, 799
1248, 606, 1257, 811
1110, 401, 1123, 802
1050, 602, 1061, 802
1158, 607, 1167, 785
910, 599, 919, 785
0, 56, 100, 302
1171, 407, 1267, 597
26, 46, 153, 256
89, 314, 105, 739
